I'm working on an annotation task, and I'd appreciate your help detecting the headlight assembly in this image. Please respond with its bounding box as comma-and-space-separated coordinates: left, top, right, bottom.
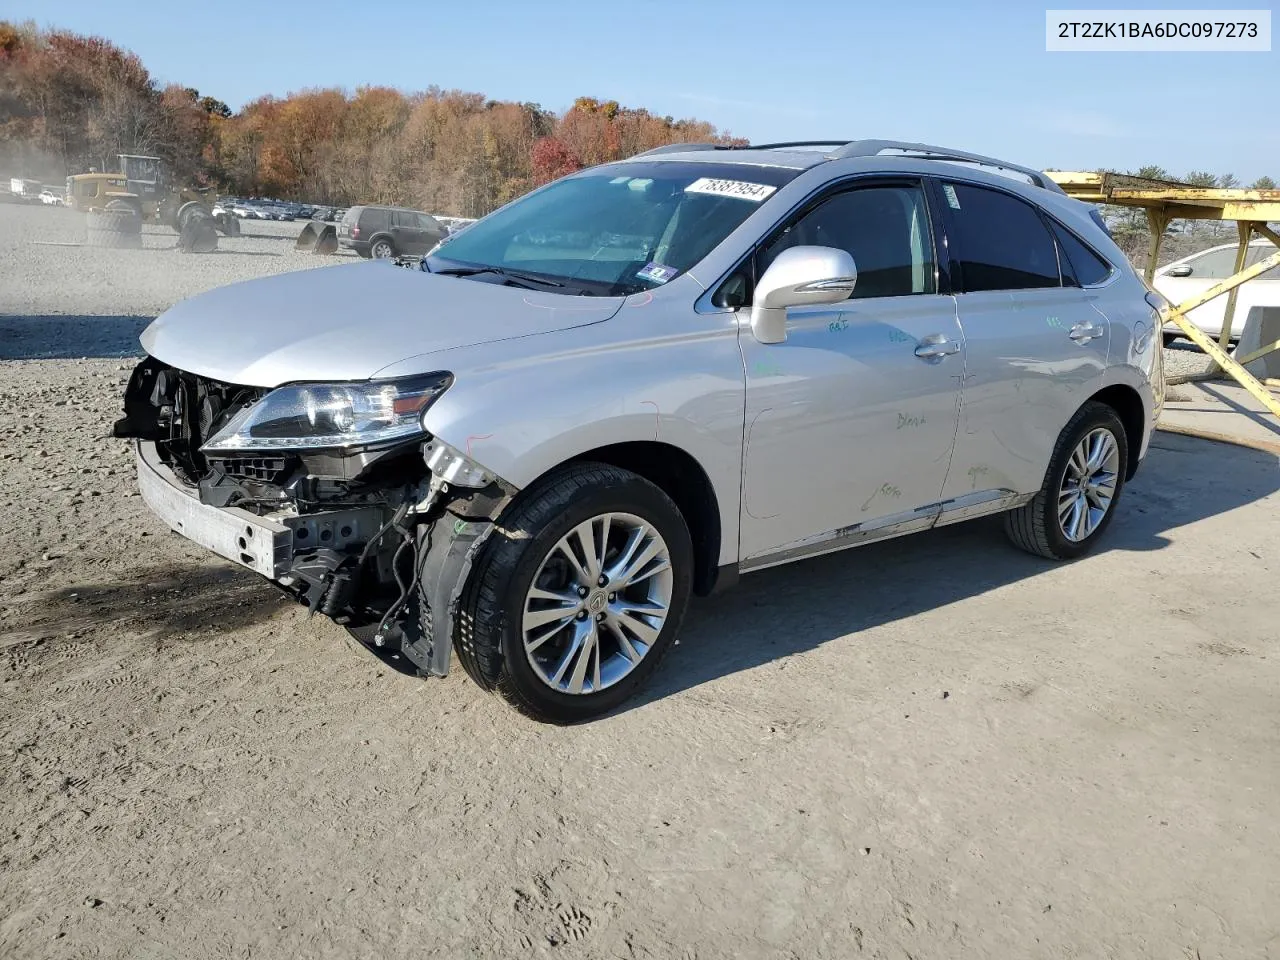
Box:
201, 373, 452, 452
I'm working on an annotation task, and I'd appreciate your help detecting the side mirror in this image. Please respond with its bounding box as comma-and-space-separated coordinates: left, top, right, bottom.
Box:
1167, 263, 1193, 278
750, 245, 857, 344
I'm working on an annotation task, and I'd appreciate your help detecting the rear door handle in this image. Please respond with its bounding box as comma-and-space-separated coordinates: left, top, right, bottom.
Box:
1069, 322, 1103, 343
914, 335, 961, 361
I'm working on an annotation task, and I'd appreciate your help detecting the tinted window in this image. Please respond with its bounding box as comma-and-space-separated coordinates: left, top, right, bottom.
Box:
362, 208, 390, 231
1049, 219, 1113, 286
945, 182, 1060, 291
758, 184, 936, 298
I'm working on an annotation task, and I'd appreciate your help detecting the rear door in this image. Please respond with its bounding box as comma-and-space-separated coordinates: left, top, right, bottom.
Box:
337, 206, 361, 241
391, 210, 427, 252
934, 178, 1111, 507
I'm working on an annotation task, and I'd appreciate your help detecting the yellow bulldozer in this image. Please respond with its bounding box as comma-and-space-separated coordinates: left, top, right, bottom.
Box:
65, 154, 240, 238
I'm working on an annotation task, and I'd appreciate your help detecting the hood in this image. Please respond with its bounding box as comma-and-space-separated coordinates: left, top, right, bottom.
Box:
141, 260, 625, 387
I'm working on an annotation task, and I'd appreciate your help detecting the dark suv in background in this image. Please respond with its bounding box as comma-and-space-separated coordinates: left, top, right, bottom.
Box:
338, 205, 447, 258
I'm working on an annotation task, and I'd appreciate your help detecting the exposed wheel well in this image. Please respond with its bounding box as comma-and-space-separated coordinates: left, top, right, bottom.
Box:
1087, 384, 1145, 479
566, 441, 722, 596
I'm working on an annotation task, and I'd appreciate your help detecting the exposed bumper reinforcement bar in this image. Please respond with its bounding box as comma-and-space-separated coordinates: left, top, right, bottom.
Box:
136, 441, 294, 578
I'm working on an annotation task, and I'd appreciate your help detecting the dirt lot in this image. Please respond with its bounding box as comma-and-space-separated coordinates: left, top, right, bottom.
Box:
2, 202, 1279, 959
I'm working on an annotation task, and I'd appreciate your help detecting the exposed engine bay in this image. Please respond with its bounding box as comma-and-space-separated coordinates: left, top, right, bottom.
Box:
113, 356, 515, 678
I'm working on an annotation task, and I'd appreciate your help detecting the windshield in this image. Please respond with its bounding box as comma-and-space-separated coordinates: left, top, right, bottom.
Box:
425, 161, 802, 296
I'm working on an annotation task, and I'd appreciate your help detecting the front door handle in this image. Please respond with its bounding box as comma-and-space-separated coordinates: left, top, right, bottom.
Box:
1069, 322, 1103, 343
914, 335, 961, 361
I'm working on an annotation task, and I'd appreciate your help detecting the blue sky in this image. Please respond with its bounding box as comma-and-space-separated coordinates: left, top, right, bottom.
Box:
16, 0, 1279, 181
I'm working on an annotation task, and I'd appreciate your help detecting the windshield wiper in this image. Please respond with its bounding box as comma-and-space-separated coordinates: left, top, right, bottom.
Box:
431, 265, 564, 288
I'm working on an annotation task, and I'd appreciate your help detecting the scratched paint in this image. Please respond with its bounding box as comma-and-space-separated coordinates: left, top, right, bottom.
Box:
896, 412, 926, 429
464, 433, 493, 457
859, 483, 902, 513
639, 400, 660, 440
827, 318, 849, 333
967, 464, 990, 489
888, 329, 914, 343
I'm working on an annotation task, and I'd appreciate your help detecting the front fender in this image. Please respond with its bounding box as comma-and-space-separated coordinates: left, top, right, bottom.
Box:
415, 306, 747, 566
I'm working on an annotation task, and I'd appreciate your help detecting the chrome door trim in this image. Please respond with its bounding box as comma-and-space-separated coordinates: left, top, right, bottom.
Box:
738, 488, 1034, 573
934, 489, 1033, 527
739, 505, 940, 573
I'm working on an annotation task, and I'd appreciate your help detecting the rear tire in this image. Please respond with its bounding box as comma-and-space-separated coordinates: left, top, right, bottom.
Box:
451, 463, 693, 723
175, 200, 207, 234
370, 238, 394, 259
177, 211, 219, 253
85, 206, 143, 249
1162, 332, 1178, 347
1004, 401, 1128, 561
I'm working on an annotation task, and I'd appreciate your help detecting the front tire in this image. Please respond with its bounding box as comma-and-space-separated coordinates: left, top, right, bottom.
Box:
1004, 401, 1128, 560
452, 463, 693, 723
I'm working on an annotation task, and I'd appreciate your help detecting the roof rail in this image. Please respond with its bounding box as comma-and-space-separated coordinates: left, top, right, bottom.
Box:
628, 143, 725, 158
627, 138, 1065, 195
733, 140, 853, 151
831, 139, 1066, 194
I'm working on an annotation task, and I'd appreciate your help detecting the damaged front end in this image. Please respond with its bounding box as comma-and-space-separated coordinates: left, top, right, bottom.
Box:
113, 356, 516, 678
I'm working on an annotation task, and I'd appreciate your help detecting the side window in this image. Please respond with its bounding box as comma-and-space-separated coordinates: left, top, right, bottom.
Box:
1246, 244, 1280, 279
944, 182, 1061, 292
1049, 219, 1113, 286
1184, 247, 1242, 278
757, 184, 936, 299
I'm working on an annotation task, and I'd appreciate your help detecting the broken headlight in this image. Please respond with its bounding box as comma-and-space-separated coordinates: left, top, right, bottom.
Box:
201, 373, 452, 452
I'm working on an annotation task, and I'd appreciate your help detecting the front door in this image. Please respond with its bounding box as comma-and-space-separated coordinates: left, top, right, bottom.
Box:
736, 180, 964, 566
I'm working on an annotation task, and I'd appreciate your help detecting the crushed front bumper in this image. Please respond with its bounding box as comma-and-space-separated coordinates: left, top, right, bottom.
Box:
135, 441, 383, 581
137, 441, 293, 578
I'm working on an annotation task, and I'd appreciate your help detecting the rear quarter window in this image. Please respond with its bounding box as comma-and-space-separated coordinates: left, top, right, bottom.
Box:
1048, 219, 1113, 286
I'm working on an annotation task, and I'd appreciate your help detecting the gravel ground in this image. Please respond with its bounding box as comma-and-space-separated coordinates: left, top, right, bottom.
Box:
2, 202, 1279, 959
0, 204, 354, 360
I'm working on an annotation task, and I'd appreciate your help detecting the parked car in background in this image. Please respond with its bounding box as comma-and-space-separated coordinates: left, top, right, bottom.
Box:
115, 138, 1162, 722
1153, 239, 1280, 342
338, 205, 447, 258
39, 189, 63, 205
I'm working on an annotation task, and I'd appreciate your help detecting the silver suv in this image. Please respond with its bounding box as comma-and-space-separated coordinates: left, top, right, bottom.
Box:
114, 139, 1164, 722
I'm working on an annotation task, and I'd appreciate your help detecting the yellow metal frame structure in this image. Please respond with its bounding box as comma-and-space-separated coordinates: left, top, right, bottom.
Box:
1047, 171, 1280, 419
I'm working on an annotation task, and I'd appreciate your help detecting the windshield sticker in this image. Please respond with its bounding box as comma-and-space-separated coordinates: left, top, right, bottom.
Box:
685, 177, 776, 202
943, 184, 961, 209
637, 262, 679, 284
609, 175, 631, 183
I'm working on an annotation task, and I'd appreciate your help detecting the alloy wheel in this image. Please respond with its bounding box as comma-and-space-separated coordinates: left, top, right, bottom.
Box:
521, 512, 673, 695
1058, 427, 1120, 542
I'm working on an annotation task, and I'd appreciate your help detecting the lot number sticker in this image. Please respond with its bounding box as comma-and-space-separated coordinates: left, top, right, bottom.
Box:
685, 177, 777, 202
637, 262, 679, 284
